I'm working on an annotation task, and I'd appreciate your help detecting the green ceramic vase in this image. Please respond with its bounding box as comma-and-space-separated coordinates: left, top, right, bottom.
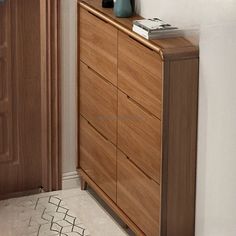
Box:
114, 0, 133, 18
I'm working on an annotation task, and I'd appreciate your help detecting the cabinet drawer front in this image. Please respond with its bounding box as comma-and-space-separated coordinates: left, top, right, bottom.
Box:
80, 62, 117, 144
80, 116, 117, 202
80, 8, 118, 86
118, 90, 161, 183
117, 150, 160, 236
118, 31, 163, 118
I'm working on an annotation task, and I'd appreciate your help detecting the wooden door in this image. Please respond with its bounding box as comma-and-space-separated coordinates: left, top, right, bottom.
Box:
0, 0, 61, 198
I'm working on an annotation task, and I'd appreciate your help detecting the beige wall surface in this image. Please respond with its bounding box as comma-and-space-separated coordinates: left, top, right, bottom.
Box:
61, 0, 78, 174
135, 0, 236, 236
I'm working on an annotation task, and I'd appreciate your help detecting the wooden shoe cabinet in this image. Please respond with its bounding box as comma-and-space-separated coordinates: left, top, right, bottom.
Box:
78, 1, 199, 235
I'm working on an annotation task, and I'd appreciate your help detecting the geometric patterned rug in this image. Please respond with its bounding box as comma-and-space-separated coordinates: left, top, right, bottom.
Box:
0, 194, 90, 236
33, 195, 90, 236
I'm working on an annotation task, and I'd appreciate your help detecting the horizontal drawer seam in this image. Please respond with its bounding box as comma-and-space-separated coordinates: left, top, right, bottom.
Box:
80, 60, 117, 89
79, 168, 146, 235
79, 1, 164, 58
118, 88, 161, 121
118, 54, 163, 81
79, 168, 117, 205
117, 147, 160, 185
80, 114, 117, 146
128, 35, 155, 52
81, 113, 160, 184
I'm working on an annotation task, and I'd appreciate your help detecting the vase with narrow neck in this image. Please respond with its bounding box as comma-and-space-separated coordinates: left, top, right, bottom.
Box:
114, 0, 133, 18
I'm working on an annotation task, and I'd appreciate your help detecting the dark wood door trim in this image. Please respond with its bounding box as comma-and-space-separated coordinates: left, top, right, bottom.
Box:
42, 0, 61, 192
0, 0, 61, 199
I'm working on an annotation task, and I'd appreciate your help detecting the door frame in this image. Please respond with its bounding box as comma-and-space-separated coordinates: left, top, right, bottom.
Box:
41, 0, 62, 192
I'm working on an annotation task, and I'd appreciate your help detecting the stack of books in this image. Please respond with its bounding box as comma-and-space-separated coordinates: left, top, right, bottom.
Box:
133, 18, 183, 40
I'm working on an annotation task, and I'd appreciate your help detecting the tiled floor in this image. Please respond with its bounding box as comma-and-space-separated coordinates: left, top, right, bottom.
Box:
0, 187, 133, 236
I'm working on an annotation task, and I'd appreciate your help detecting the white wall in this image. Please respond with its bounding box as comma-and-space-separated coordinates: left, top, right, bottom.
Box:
135, 0, 236, 235
61, 0, 78, 174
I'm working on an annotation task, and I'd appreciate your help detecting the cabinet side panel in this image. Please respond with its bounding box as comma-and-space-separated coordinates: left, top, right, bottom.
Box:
163, 59, 199, 236
78, 3, 80, 169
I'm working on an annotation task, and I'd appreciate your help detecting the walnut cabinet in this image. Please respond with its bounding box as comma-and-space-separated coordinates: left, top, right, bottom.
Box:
78, 1, 199, 236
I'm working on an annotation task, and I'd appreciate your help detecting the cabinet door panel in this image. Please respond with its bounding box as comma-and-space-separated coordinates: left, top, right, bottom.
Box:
80, 116, 117, 202
118, 90, 161, 183
80, 62, 117, 144
118, 31, 162, 118
117, 150, 160, 236
80, 8, 117, 86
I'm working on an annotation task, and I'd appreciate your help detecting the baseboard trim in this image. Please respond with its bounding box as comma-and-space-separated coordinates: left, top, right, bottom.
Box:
62, 171, 80, 189
62, 171, 80, 180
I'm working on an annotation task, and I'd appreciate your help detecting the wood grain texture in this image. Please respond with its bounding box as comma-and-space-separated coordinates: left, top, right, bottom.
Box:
43, 0, 62, 191
117, 150, 161, 236
78, 1, 199, 235
80, 7, 118, 85
80, 61, 117, 144
79, 169, 145, 236
80, 116, 117, 202
118, 31, 162, 118
117, 90, 161, 183
160, 60, 170, 236
0, 116, 4, 155
79, 0, 199, 60
50, 0, 62, 191
0, 0, 12, 164
0, 0, 43, 196
0, 0, 61, 198
77, 1, 81, 171
161, 59, 199, 236
40, 0, 48, 192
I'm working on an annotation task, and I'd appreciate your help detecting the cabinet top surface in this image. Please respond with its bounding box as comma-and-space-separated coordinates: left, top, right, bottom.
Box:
79, 0, 199, 60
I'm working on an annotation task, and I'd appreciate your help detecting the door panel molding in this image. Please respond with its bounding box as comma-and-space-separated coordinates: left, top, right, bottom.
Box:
0, 0, 20, 165
0, 0, 61, 198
